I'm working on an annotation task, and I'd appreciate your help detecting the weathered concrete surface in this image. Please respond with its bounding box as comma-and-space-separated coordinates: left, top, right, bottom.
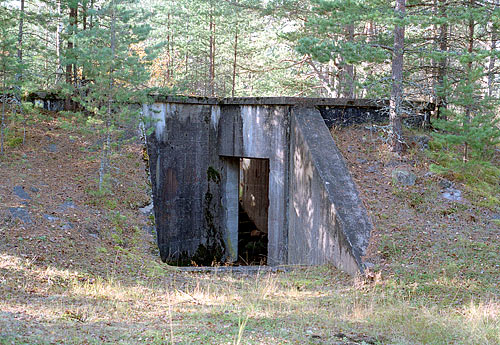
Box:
143, 98, 387, 274
221, 157, 239, 262
288, 107, 371, 274
218, 105, 290, 265
144, 103, 225, 265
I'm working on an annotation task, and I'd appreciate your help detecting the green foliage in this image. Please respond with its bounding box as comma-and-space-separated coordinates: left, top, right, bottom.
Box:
6, 135, 23, 148
432, 111, 500, 161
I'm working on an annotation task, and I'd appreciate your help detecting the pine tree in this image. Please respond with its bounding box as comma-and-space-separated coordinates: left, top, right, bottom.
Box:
0, 2, 21, 155
73, 0, 152, 190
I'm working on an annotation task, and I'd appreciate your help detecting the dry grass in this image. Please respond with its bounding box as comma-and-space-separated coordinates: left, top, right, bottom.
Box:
1, 254, 499, 344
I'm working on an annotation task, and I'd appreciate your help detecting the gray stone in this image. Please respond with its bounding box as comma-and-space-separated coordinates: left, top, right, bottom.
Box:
366, 166, 377, 173
492, 214, 500, 220
13, 186, 31, 200
61, 222, 74, 230
8, 207, 32, 224
142, 225, 155, 235
356, 158, 367, 164
441, 188, 462, 201
439, 179, 454, 189
138, 202, 154, 215
409, 135, 431, 150
45, 143, 58, 153
392, 169, 417, 186
29, 187, 39, 193
363, 261, 375, 269
386, 160, 401, 168
43, 214, 59, 222
56, 201, 76, 213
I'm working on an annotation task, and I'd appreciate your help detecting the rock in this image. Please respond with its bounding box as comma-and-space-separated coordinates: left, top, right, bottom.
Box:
366, 166, 377, 173
363, 261, 375, 269
386, 160, 401, 168
142, 225, 155, 235
139, 202, 154, 215
61, 222, 74, 230
29, 187, 39, 193
491, 214, 500, 221
13, 186, 31, 200
423, 171, 434, 178
439, 179, 454, 189
8, 207, 32, 224
87, 226, 100, 238
43, 214, 59, 222
356, 158, 367, 164
45, 143, 58, 153
409, 135, 431, 150
442, 188, 462, 201
392, 169, 416, 186
56, 201, 76, 213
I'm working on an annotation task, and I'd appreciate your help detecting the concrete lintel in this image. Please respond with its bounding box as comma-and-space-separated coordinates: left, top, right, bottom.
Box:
149, 95, 389, 107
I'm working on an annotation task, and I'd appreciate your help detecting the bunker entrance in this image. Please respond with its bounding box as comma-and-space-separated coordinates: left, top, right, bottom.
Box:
238, 158, 269, 265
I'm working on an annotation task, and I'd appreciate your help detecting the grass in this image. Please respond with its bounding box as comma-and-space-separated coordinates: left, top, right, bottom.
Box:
0, 253, 498, 344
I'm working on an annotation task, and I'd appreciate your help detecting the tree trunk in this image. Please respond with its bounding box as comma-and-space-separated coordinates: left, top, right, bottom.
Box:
17, 0, 26, 144
390, 0, 405, 153
56, 0, 63, 83
488, 0, 499, 97
99, 0, 117, 192
343, 24, 355, 98
73, 7, 78, 90
208, 1, 215, 97
1, 72, 6, 155
90, 0, 94, 29
17, 0, 24, 73
81, 1, 87, 84
166, 12, 171, 84
232, 20, 238, 97
65, 4, 77, 110
185, 16, 189, 77
464, 0, 475, 163
435, 0, 448, 120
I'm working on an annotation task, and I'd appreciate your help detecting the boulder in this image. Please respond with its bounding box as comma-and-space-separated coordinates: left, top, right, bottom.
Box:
392, 169, 417, 186
13, 186, 31, 200
441, 188, 462, 201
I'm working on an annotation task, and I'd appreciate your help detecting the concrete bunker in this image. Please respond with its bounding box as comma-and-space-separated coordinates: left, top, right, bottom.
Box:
143, 97, 427, 274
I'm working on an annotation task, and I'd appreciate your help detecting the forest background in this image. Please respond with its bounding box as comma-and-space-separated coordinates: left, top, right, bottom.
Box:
1, 0, 499, 182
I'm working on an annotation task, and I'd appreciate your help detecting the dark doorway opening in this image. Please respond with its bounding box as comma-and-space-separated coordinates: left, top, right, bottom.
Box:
238, 158, 269, 265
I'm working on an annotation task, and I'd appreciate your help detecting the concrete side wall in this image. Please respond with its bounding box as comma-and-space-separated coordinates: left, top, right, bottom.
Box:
218, 105, 290, 265
144, 103, 226, 265
288, 107, 371, 275
220, 157, 239, 262
241, 158, 269, 234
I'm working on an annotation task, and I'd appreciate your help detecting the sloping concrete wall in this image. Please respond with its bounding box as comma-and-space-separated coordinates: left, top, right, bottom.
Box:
288, 107, 371, 274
